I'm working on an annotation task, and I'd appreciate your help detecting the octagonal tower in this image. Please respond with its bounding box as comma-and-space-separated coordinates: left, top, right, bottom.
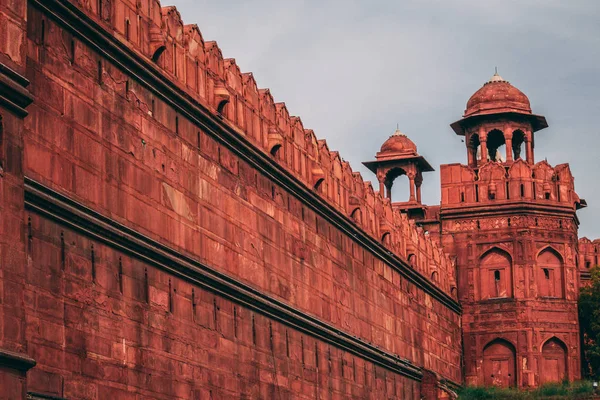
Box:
440, 73, 586, 388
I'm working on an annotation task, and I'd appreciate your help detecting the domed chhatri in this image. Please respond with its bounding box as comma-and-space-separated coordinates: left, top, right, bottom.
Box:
451, 71, 548, 136
363, 128, 433, 213
379, 128, 418, 157
464, 72, 532, 117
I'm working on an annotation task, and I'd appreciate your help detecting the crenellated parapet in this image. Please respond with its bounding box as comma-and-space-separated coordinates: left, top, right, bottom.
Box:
59, 0, 456, 294
440, 159, 585, 212
579, 237, 600, 286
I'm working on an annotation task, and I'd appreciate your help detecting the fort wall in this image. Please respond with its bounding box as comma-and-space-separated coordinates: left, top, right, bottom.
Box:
0, 0, 462, 398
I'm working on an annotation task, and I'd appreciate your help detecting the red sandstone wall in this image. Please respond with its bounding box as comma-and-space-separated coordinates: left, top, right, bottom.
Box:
5, 0, 463, 397
439, 157, 581, 387
23, 213, 423, 398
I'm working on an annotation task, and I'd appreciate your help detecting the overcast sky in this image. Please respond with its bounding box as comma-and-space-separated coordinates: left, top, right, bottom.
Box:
169, 0, 600, 238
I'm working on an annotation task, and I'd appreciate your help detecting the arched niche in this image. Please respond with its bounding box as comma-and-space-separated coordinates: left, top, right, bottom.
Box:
479, 248, 513, 300
407, 253, 416, 268
350, 207, 362, 225
483, 339, 516, 387
537, 247, 564, 298
540, 337, 567, 384
381, 232, 392, 247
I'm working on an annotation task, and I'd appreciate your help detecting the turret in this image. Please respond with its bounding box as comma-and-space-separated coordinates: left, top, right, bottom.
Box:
363, 128, 434, 219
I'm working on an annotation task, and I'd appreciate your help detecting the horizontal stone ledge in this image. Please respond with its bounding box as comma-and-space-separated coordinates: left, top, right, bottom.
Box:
29, 0, 460, 315
0, 62, 34, 117
23, 177, 462, 385
0, 348, 36, 372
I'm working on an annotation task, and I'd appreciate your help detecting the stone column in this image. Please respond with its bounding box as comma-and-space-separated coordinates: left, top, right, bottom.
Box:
376, 170, 385, 198
525, 133, 534, 164
467, 133, 475, 166
416, 182, 422, 203
479, 129, 488, 162
504, 128, 513, 162
408, 173, 416, 202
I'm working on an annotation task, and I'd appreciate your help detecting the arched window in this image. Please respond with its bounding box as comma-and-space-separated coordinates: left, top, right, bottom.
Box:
537, 248, 564, 298
487, 129, 506, 162
540, 337, 567, 384
431, 271, 439, 283
512, 130, 525, 160
384, 167, 409, 202
480, 248, 513, 300
483, 339, 516, 387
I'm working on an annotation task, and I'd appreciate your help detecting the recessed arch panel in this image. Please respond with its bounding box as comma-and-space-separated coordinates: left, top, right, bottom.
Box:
479, 247, 513, 300
483, 338, 516, 387
537, 247, 564, 298
540, 337, 567, 384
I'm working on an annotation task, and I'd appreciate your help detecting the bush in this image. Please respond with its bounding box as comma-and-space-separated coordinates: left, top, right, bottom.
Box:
457, 381, 595, 399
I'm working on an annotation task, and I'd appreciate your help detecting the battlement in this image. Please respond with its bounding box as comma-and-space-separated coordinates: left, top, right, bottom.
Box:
440, 159, 585, 212
58, 0, 457, 293
579, 237, 600, 269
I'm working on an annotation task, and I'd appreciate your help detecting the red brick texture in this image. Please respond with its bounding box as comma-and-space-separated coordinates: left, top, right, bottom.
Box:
0, 0, 464, 398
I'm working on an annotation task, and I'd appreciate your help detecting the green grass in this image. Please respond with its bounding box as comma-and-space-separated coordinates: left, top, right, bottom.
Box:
457, 381, 595, 399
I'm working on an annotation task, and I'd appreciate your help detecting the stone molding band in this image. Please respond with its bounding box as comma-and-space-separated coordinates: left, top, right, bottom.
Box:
24, 177, 463, 385
0, 348, 36, 372
0, 62, 34, 117
29, 0, 460, 314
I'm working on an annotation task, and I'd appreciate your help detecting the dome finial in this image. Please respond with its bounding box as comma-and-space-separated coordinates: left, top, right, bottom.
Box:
488, 67, 505, 83
392, 124, 404, 137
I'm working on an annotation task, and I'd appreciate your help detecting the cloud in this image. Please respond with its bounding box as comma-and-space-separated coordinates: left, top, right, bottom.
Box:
168, 0, 600, 238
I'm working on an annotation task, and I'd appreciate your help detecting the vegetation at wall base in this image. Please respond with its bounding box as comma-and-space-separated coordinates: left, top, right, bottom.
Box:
579, 266, 600, 379
457, 381, 595, 399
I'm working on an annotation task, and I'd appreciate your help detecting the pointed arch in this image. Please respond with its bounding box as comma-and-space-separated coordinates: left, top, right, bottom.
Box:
536, 245, 564, 262
479, 245, 513, 263
486, 129, 506, 162
537, 247, 564, 298
407, 253, 417, 268
483, 338, 516, 387
540, 337, 567, 384
350, 207, 362, 225
512, 129, 526, 160
479, 247, 513, 300
151, 45, 167, 63
381, 231, 392, 246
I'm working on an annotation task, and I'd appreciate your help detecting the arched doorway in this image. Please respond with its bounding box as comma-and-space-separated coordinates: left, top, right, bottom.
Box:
483, 339, 516, 387
540, 338, 567, 384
